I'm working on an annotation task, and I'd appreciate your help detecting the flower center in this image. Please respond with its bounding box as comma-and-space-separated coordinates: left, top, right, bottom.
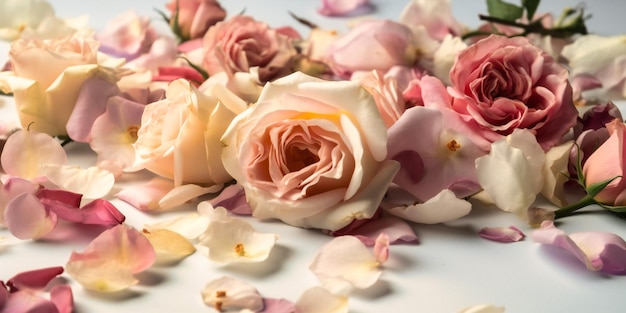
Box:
285, 145, 319, 172
447, 139, 461, 152
234, 243, 246, 256
127, 125, 140, 140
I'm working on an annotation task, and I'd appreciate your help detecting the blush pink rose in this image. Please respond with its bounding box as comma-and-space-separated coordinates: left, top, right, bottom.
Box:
325, 19, 418, 79
221, 72, 399, 231
202, 15, 297, 83
447, 35, 578, 151
582, 119, 626, 206
166, 0, 226, 40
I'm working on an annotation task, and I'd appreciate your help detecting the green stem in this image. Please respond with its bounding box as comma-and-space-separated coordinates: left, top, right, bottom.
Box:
554, 195, 597, 219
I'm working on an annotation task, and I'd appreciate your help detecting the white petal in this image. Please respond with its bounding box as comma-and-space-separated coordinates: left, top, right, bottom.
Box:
296, 286, 349, 313
386, 189, 471, 224
199, 218, 277, 264
146, 213, 210, 240
309, 235, 381, 294
43, 164, 115, 199
541, 141, 574, 207
201, 276, 263, 312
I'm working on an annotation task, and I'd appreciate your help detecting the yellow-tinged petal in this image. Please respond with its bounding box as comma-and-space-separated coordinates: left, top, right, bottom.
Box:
142, 228, 196, 264
43, 164, 115, 199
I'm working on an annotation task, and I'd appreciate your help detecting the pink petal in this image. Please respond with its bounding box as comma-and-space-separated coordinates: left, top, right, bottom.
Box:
332, 213, 418, 246
117, 177, 172, 211
5, 193, 57, 240
479, 226, 526, 243
532, 221, 626, 275
373, 233, 390, 264
0, 177, 41, 225
66, 76, 120, 142
7, 266, 64, 290
0, 282, 7, 308
2, 290, 58, 313
36, 188, 82, 208
40, 196, 125, 226
260, 298, 297, 313
209, 183, 252, 215
49, 284, 74, 313
0, 130, 67, 181
318, 0, 375, 17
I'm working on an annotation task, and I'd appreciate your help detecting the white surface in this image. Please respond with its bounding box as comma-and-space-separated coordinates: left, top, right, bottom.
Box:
1, 1, 626, 313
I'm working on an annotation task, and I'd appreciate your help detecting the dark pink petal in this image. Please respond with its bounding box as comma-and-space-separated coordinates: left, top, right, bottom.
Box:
260, 298, 297, 313
153, 66, 204, 85
209, 184, 252, 215
66, 76, 120, 142
0, 281, 8, 309
479, 226, 526, 243
49, 285, 73, 313
3, 291, 58, 313
40, 196, 125, 226
7, 266, 63, 291
532, 221, 626, 275
36, 189, 82, 208
333, 213, 418, 246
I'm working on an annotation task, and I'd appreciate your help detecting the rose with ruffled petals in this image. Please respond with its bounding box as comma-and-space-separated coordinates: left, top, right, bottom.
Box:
221, 72, 399, 231
134, 78, 246, 185
0, 33, 119, 137
166, 0, 226, 40
202, 15, 296, 83
447, 35, 577, 151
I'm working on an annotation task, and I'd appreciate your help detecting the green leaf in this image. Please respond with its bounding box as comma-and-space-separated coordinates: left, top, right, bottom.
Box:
178, 56, 209, 81
522, 0, 540, 20
487, 0, 524, 21
597, 203, 626, 213
153, 8, 170, 24
586, 176, 622, 198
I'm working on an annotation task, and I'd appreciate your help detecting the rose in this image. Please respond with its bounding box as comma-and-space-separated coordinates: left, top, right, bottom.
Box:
582, 119, 626, 206
166, 0, 226, 40
134, 78, 246, 185
96, 11, 158, 60
0, 33, 120, 137
446, 35, 578, 151
202, 15, 296, 83
221, 72, 399, 231
325, 19, 418, 79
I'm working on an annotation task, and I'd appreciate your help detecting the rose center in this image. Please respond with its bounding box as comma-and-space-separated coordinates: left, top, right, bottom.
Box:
447, 140, 461, 152
127, 125, 140, 140
285, 145, 320, 172
234, 243, 246, 256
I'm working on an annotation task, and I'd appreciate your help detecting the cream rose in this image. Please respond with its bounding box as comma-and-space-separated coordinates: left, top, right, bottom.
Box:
0, 33, 115, 137
134, 78, 246, 185
221, 72, 399, 230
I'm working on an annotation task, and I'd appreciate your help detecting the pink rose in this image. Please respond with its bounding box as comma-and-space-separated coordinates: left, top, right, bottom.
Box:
582, 119, 626, 206
202, 15, 297, 83
447, 35, 577, 151
325, 19, 418, 79
166, 0, 226, 40
221, 72, 399, 231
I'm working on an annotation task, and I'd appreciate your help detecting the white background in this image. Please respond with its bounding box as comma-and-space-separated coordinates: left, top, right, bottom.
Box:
1, 1, 626, 312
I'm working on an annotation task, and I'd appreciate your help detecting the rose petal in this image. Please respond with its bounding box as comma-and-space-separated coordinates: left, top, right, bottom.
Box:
42, 164, 115, 199
295, 286, 349, 313
209, 183, 252, 215
8, 266, 64, 290
141, 228, 196, 264
457, 304, 506, 313
66, 224, 155, 292
201, 276, 263, 312
532, 221, 626, 274
479, 226, 526, 243
385, 189, 471, 224
5, 193, 57, 240
309, 235, 382, 294
332, 213, 418, 246
0, 177, 41, 225
49, 284, 74, 313
0, 130, 67, 181
2, 290, 58, 313
199, 218, 278, 264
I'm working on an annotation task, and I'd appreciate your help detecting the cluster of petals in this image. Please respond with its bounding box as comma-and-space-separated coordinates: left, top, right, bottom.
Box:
0, 266, 73, 313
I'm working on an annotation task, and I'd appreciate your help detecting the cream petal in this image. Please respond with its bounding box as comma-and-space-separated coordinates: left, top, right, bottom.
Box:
141, 228, 196, 264
199, 218, 277, 264
295, 286, 349, 313
0, 130, 67, 181
43, 164, 115, 199
201, 276, 263, 312
385, 189, 471, 224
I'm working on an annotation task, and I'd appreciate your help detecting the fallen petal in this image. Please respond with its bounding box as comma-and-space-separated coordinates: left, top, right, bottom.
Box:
141, 228, 196, 264
201, 276, 263, 312
295, 286, 348, 313
8, 266, 64, 290
49, 284, 74, 313
5, 193, 57, 240
0, 130, 67, 181
479, 226, 526, 243
457, 304, 506, 313
209, 183, 252, 215
42, 164, 115, 199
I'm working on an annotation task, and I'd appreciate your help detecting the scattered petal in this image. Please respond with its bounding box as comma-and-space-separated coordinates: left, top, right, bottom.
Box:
373, 233, 390, 263
532, 221, 626, 275
199, 218, 278, 264
66, 224, 156, 292
8, 266, 64, 290
141, 228, 196, 264
5, 193, 57, 240
332, 213, 418, 246
209, 183, 252, 215
479, 226, 525, 243
201, 276, 263, 312
42, 164, 115, 199
0, 130, 67, 181
49, 284, 74, 313
309, 235, 382, 294
118, 177, 221, 211
0, 177, 41, 225
295, 286, 348, 313
37, 189, 125, 226
260, 298, 297, 313
385, 189, 471, 224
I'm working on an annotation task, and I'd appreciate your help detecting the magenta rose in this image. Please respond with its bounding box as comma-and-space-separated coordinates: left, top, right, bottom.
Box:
166, 0, 226, 40
202, 15, 297, 83
447, 35, 577, 151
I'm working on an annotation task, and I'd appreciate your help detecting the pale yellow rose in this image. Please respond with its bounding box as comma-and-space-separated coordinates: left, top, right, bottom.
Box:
134, 79, 247, 186
0, 33, 116, 136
